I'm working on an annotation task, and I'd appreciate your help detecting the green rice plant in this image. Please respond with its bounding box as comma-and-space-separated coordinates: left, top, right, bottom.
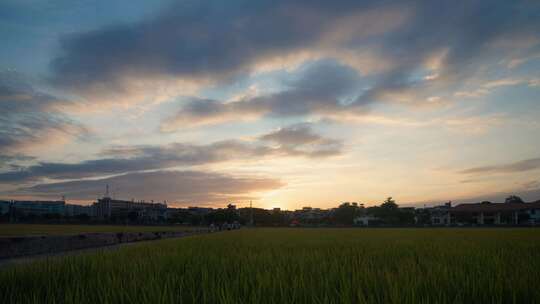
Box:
1, 228, 539, 303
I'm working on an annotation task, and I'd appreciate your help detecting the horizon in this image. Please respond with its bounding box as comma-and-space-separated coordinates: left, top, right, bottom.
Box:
2, 193, 539, 211
1, 0, 539, 210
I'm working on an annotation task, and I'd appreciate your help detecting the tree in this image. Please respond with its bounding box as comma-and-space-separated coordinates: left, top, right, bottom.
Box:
381, 197, 398, 210
368, 197, 403, 225
505, 195, 524, 204
332, 202, 361, 225
205, 208, 239, 225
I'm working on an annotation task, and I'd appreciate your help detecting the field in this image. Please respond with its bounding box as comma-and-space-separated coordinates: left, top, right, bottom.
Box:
0, 224, 196, 237
1, 228, 539, 303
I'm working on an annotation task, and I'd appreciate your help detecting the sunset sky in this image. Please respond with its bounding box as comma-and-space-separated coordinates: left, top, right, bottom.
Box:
1, 0, 539, 209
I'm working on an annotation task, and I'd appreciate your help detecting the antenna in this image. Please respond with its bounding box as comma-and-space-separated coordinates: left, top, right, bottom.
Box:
112, 187, 118, 200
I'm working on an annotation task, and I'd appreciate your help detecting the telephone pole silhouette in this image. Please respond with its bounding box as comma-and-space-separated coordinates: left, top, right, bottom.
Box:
249, 200, 254, 227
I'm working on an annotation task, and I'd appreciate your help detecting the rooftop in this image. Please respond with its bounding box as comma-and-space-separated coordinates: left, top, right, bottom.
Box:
452, 201, 540, 213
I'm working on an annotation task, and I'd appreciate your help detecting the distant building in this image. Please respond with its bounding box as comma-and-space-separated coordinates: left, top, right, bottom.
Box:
294, 207, 328, 222
428, 202, 452, 225
426, 200, 540, 225
281, 210, 294, 220
187, 207, 213, 216
65, 204, 93, 217
11, 200, 65, 216
92, 197, 167, 221
0, 200, 10, 215
451, 201, 540, 225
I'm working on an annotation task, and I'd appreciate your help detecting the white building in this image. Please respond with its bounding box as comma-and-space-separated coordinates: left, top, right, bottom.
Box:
353, 215, 379, 226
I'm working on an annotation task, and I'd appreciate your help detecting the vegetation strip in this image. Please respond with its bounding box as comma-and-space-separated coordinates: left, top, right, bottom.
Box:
1, 228, 539, 303
0, 229, 210, 260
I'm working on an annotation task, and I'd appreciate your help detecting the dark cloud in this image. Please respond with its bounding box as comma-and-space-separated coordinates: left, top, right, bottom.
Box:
161, 60, 364, 128
261, 124, 323, 145
49, 0, 540, 112
0, 140, 269, 184
351, 1, 540, 105
459, 157, 540, 175
260, 123, 343, 158
0, 125, 342, 184
10, 170, 284, 204
0, 71, 70, 115
50, 1, 369, 94
0, 155, 35, 171
0, 71, 88, 162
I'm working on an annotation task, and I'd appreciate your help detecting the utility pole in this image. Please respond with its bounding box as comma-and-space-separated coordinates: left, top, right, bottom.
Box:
104, 184, 112, 218
249, 200, 254, 227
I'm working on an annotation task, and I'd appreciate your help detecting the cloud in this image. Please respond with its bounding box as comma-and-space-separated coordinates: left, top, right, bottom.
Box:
0, 71, 88, 161
441, 114, 505, 135
522, 180, 540, 190
47, 0, 540, 111
161, 60, 364, 128
459, 157, 540, 175
0, 124, 342, 184
9, 170, 284, 205
49, 1, 380, 98
48, 2, 318, 104
0, 140, 270, 184
454, 77, 537, 98
259, 123, 343, 158
337, 0, 540, 106
261, 124, 324, 145
528, 78, 540, 87
0, 155, 35, 170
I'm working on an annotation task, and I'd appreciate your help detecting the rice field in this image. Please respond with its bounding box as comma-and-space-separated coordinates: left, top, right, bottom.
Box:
0, 224, 196, 237
1, 228, 539, 303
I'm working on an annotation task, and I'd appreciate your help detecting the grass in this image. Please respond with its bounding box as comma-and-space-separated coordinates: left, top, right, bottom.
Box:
1, 228, 539, 303
0, 223, 196, 236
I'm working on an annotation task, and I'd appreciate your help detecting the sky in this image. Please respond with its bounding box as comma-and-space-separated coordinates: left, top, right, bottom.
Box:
1, 0, 539, 209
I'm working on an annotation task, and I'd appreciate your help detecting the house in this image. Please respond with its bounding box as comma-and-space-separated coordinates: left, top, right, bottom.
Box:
451, 201, 540, 225
428, 202, 453, 225
294, 207, 329, 222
